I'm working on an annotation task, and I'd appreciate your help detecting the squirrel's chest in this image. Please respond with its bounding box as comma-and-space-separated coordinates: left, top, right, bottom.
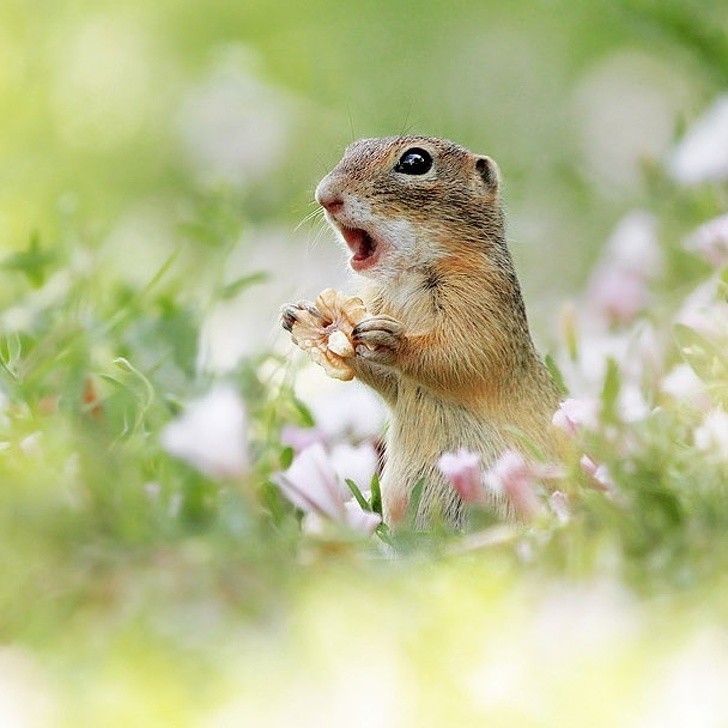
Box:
368, 277, 440, 329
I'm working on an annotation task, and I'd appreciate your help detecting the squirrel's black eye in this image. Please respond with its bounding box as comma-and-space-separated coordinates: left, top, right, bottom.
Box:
394, 147, 433, 175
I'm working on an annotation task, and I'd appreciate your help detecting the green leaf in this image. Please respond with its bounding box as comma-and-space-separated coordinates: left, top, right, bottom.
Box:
112, 357, 155, 435
280, 446, 294, 469
98, 373, 130, 391
1, 232, 55, 287
545, 354, 568, 397
292, 398, 315, 428
601, 358, 621, 422
0, 334, 23, 376
405, 478, 426, 527
544, 354, 569, 397
345, 479, 370, 511
260, 481, 291, 525
375, 521, 393, 545
370, 473, 382, 516
674, 323, 728, 384
139, 250, 180, 299
220, 272, 269, 300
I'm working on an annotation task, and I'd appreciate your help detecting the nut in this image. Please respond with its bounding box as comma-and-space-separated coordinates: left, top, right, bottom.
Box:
289, 289, 368, 380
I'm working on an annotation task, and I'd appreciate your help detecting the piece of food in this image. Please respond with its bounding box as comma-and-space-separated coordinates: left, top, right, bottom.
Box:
289, 289, 368, 380
327, 330, 355, 358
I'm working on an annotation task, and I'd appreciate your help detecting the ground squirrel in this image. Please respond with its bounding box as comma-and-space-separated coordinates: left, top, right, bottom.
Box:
282, 136, 560, 527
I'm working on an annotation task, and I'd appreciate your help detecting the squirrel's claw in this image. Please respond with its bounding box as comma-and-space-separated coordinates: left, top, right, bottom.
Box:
280, 300, 323, 332
295, 299, 321, 316
280, 305, 300, 332
352, 316, 405, 365
352, 316, 404, 338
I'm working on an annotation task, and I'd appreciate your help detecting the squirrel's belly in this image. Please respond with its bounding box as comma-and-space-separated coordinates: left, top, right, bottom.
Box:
381, 390, 509, 526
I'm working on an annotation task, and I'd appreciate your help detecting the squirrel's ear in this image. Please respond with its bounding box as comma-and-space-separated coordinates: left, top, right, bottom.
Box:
475, 156, 500, 195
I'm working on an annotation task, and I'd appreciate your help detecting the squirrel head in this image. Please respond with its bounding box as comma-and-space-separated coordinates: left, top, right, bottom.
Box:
315, 136, 505, 279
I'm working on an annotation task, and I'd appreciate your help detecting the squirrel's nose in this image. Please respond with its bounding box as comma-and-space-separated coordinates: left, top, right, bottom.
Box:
315, 177, 344, 213
318, 194, 343, 213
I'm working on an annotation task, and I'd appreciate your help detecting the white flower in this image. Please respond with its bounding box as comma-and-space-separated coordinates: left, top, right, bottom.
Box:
298, 379, 385, 444
675, 277, 728, 339
661, 364, 709, 409
342, 500, 382, 535
559, 330, 631, 394
277, 443, 381, 534
668, 94, 728, 186
161, 385, 249, 479
684, 213, 728, 268
329, 442, 379, 495
277, 443, 343, 519
606, 211, 662, 277
552, 397, 600, 437
618, 383, 651, 423
19, 432, 42, 457
580, 455, 614, 492
694, 409, 728, 461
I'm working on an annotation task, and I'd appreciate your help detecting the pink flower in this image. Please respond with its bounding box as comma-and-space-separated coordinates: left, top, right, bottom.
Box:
552, 397, 600, 437
437, 448, 486, 504
276, 443, 381, 534
280, 425, 324, 453
585, 211, 661, 325
483, 450, 563, 520
587, 266, 650, 325
277, 443, 343, 519
549, 491, 570, 524
580, 454, 614, 492
684, 213, 728, 268
484, 450, 542, 520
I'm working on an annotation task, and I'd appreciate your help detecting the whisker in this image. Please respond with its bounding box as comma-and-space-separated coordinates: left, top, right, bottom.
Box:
294, 205, 325, 233
399, 103, 417, 137
347, 106, 356, 143
308, 218, 328, 242
309, 216, 331, 251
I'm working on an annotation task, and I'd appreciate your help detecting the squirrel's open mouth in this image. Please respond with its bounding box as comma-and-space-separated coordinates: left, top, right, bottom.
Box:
339, 226, 381, 272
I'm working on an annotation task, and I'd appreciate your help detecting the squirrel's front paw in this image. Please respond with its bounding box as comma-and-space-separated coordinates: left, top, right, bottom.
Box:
280, 300, 323, 334
352, 316, 405, 366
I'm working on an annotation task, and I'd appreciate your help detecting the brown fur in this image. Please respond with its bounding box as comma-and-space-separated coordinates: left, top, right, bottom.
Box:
287, 136, 560, 527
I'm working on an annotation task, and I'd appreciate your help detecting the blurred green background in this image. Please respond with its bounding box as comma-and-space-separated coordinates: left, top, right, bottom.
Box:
1, 1, 728, 725
3, 0, 723, 303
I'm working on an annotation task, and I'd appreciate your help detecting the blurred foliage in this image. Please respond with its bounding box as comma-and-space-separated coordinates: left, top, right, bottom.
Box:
1, 0, 728, 725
